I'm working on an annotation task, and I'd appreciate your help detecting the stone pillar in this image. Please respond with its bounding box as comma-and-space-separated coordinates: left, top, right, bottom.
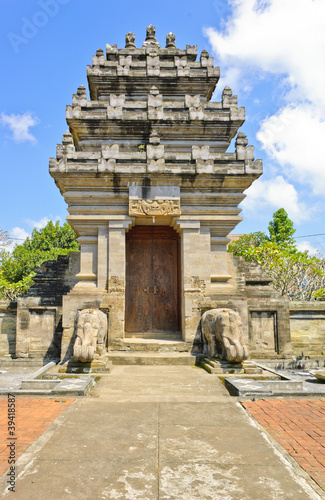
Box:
97, 225, 108, 290
106, 219, 134, 343
174, 219, 210, 343
75, 235, 98, 288
210, 235, 232, 285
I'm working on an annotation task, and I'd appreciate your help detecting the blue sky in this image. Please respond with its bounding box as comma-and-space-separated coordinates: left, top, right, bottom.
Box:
1, 0, 325, 255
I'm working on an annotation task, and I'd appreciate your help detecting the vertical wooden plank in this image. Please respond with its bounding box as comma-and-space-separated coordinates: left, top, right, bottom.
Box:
152, 238, 178, 333
125, 238, 152, 332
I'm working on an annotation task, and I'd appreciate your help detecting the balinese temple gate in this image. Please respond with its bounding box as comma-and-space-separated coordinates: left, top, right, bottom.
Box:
43, 26, 290, 362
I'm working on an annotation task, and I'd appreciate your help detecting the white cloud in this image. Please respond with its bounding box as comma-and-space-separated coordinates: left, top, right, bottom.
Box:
25, 216, 60, 230
6, 227, 31, 252
204, 0, 325, 198
10, 227, 30, 241
0, 112, 40, 143
5, 217, 61, 252
241, 175, 311, 223
296, 240, 319, 256
257, 105, 325, 194
205, 0, 325, 104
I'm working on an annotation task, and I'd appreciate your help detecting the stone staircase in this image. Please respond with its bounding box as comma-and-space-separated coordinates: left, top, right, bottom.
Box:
200, 356, 263, 375
107, 339, 197, 365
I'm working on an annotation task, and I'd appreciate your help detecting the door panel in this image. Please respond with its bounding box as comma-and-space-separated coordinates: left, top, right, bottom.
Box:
125, 238, 152, 333
152, 238, 178, 332
125, 226, 180, 335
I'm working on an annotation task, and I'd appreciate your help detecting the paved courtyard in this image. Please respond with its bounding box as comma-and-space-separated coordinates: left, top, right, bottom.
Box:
0, 366, 323, 499
243, 399, 325, 492
0, 398, 74, 478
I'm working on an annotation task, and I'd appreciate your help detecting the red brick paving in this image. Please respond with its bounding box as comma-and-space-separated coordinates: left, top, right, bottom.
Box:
242, 399, 325, 491
0, 397, 74, 478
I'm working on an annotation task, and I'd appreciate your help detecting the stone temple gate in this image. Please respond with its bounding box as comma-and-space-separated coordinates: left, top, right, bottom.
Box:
13, 26, 293, 361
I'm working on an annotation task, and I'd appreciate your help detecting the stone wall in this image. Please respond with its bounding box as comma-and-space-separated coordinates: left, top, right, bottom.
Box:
15, 253, 80, 359
0, 300, 17, 357
290, 303, 325, 358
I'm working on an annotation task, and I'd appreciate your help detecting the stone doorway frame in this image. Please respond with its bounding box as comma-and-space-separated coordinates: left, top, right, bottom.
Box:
124, 224, 181, 339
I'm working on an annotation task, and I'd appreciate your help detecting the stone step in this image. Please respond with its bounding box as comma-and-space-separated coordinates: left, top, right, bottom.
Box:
200, 362, 225, 374
110, 338, 191, 353
107, 351, 197, 366
0, 358, 55, 368
201, 362, 244, 375
201, 357, 264, 375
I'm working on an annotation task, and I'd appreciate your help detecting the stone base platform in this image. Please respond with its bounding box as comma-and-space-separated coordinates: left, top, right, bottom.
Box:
109, 338, 193, 352
58, 358, 113, 373
107, 351, 197, 366
200, 356, 264, 375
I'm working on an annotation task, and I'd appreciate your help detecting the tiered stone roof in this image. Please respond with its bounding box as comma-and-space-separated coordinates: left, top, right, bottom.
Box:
50, 26, 262, 236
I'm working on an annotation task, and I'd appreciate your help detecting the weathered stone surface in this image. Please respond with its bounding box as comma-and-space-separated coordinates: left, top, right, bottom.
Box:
73, 308, 107, 362
290, 302, 325, 358
0, 301, 17, 357
201, 308, 249, 362
11, 26, 323, 362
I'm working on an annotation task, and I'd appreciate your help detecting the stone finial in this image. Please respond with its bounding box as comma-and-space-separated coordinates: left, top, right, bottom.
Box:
166, 32, 176, 48
62, 130, 74, 145
146, 24, 156, 41
96, 48, 104, 57
222, 86, 238, 108
235, 132, 254, 161
77, 85, 87, 97
236, 131, 248, 147
222, 86, 233, 97
200, 49, 209, 59
125, 32, 136, 48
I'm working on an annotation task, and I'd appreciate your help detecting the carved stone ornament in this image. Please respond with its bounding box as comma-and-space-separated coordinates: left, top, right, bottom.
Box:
201, 308, 249, 363
125, 32, 136, 48
73, 309, 107, 363
166, 32, 176, 48
129, 199, 181, 217
146, 24, 156, 41
108, 276, 125, 293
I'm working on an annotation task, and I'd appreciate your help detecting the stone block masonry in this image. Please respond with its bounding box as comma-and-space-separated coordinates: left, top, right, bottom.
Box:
5, 26, 324, 361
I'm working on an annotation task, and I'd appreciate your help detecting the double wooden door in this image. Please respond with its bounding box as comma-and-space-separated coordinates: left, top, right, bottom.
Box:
125, 226, 180, 336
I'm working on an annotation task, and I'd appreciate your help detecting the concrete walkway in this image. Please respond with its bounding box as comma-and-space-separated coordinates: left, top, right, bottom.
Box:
0, 365, 322, 499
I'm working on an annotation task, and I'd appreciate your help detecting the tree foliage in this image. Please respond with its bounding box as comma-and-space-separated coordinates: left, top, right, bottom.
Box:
268, 208, 295, 246
228, 209, 325, 301
0, 221, 79, 300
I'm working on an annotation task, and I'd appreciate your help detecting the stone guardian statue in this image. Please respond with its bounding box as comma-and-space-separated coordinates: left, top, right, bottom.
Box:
201, 308, 249, 362
73, 309, 107, 363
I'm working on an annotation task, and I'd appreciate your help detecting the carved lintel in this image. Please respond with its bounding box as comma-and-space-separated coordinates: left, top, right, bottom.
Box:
129, 199, 181, 217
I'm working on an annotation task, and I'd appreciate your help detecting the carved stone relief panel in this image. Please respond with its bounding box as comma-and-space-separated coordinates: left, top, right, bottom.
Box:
128, 186, 181, 218
129, 199, 181, 216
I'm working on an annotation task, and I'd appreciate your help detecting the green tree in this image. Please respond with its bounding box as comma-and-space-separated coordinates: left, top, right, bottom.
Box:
267, 208, 295, 246
0, 221, 79, 300
228, 209, 325, 301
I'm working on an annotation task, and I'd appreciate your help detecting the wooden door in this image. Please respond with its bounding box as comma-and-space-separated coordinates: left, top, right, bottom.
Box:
125, 226, 180, 336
